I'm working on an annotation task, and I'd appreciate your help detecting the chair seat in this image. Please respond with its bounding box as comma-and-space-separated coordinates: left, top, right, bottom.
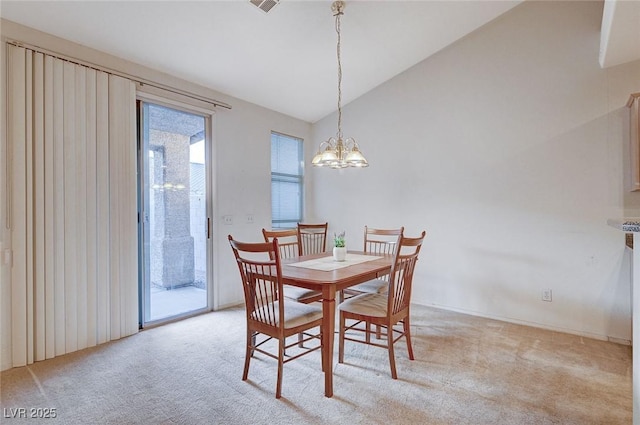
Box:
339, 293, 387, 318
252, 299, 323, 329
348, 278, 388, 294
283, 286, 322, 303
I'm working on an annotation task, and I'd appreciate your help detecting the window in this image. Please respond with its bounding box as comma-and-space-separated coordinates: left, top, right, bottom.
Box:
271, 132, 303, 228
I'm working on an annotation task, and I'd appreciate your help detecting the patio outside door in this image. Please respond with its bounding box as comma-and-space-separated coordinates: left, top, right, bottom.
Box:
138, 100, 210, 325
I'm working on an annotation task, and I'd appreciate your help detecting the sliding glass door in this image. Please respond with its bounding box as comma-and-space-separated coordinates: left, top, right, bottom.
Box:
138, 100, 210, 325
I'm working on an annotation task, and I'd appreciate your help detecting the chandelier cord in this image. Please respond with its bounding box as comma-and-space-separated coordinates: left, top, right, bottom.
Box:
335, 8, 343, 140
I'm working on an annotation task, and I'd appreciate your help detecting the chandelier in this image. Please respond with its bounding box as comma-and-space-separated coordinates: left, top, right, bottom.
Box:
311, 1, 368, 169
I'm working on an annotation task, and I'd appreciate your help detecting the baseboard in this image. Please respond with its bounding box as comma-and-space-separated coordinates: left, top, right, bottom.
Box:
215, 301, 244, 311
419, 302, 632, 346
608, 336, 632, 346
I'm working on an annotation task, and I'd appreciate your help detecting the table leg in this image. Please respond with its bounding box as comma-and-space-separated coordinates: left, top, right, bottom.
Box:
322, 289, 336, 397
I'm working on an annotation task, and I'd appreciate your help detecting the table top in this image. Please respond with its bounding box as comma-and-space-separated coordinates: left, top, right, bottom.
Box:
281, 251, 393, 287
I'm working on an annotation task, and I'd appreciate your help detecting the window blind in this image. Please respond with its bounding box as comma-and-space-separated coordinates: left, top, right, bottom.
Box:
6, 44, 138, 367
271, 133, 303, 228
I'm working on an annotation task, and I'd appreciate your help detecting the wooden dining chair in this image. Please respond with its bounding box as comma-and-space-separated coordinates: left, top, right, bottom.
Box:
262, 228, 300, 258
297, 222, 328, 255
338, 231, 426, 379
262, 228, 322, 304
228, 235, 324, 399
340, 226, 404, 303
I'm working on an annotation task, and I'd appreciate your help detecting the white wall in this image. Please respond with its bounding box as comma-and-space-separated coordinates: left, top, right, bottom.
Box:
0, 20, 311, 370
213, 100, 311, 310
309, 1, 640, 341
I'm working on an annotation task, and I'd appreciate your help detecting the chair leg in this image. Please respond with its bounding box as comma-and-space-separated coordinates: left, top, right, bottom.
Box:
298, 332, 304, 348
243, 328, 252, 381
320, 326, 324, 372
388, 326, 398, 379
376, 324, 382, 339
251, 331, 257, 357
365, 321, 371, 344
403, 318, 415, 360
338, 313, 345, 363
276, 338, 284, 399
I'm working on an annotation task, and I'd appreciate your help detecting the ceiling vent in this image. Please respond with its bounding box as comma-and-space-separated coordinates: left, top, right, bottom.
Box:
250, 0, 280, 14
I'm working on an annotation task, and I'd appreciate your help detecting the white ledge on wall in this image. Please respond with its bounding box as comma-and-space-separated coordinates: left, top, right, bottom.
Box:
607, 218, 640, 233
608, 218, 640, 425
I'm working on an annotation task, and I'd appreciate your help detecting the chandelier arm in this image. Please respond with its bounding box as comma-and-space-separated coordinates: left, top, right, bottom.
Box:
325, 137, 338, 148
343, 137, 355, 149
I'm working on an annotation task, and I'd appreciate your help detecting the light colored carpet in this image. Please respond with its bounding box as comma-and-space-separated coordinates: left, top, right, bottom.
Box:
0, 304, 631, 424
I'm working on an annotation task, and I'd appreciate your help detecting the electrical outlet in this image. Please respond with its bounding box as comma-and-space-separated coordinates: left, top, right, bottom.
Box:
542, 289, 552, 302
246, 214, 254, 224
223, 215, 233, 225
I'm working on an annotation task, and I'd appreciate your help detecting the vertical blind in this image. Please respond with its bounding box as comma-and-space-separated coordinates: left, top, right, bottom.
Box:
7, 44, 138, 367
271, 132, 303, 228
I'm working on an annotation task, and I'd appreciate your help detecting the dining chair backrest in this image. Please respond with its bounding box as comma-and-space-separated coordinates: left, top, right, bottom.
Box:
363, 226, 404, 256
228, 235, 284, 329
388, 231, 426, 318
262, 228, 301, 259
297, 222, 328, 255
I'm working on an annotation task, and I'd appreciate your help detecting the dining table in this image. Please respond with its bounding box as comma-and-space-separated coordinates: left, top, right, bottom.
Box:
280, 250, 393, 398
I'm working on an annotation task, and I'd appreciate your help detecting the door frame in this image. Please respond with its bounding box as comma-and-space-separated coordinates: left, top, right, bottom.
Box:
136, 90, 216, 327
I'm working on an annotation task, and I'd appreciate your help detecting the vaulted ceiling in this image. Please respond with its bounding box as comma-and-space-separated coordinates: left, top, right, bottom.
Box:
1, 1, 638, 123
